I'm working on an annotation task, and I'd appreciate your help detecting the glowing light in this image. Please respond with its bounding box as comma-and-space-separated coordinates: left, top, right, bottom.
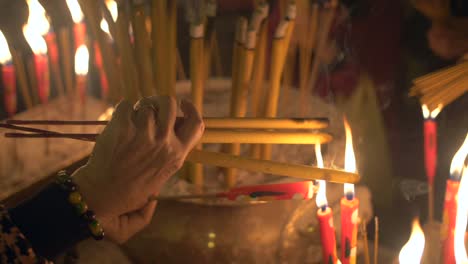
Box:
98, 107, 114, 121
398, 218, 425, 264
0, 31, 11, 64
315, 144, 327, 208
66, 0, 84, 23
422, 104, 442, 119
23, 25, 48, 55
344, 118, 356, 196
74, 44, 89, 75
450, 133, 468, 179
105, 0, 118, 22
100, 19, 110, 35
26, 0, 50, 36
454, 166, 468, 263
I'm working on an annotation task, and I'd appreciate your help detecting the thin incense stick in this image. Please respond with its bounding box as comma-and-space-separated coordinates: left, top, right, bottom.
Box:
362, 221, 371, 264
3, 130, 333, 145
57, 28, 74, 95
373, 217, 379, 264
6, 117, 329, 129
190, 22, 205, 188
131, 1, 154, 97
10, 50, 33, 108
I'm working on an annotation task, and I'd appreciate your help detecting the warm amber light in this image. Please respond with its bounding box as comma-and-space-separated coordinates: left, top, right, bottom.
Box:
314, 144, 327, 208
398, 218, 425, 264
454, 166, 468, 263
450, 133, 468, 178
74, 44, 89, 75
0, 31, 11, 64
98, 107, 114, 121
105, 0, 118, 22
422, 104, 442, 119
23, 25, 48, 55
66, 0, 84, 23
26, 0, 50, 36
344, 118, 356, 196
100, 19, 110, 35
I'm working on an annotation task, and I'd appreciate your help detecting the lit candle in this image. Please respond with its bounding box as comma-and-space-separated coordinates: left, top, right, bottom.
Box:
66, 0, 86, 48
422, 104, 441, 221
0, 31, 16, 116
454, 166, 468, 264
340, 118, 359, 264
74, 44, 89, 105
398, 218, 425, 264
315, 144, 339, 264
23, 26, 49, 105
442, 133, 468, 264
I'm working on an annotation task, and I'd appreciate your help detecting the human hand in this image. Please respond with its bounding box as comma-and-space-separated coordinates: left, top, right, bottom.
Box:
73, 96, 204, 243
427, 23, 468, 60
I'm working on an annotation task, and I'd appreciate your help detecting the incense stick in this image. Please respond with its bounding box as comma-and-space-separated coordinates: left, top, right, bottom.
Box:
190, 22, 205, 188
115, 3, 140, 102
373, 217, 379, 264
6, 117, 329, 129
57, 28, 74, 95
9, 50, 33, 108
131, 2, 154, 97
362, 221, 371, 264
4, 129, 332, 145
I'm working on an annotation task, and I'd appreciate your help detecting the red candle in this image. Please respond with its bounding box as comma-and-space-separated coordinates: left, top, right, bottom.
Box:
424, 119, 437, 185
34, 54, 50, 104
93, 41, 108, 99
224, 181, 314, 201
442, 180, 459, 264
318, 206, 338, 264
2, 63, 17, 116
44, 33, 58, 67
340, 197, 359, 264
73, 23, 87, 49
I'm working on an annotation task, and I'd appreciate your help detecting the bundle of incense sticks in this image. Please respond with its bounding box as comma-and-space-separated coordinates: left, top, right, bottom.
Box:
409, 60, 468, 112
0, 122, 358, 184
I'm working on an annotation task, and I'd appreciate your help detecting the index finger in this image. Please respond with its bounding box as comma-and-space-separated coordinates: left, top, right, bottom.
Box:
135, 96, 177, 139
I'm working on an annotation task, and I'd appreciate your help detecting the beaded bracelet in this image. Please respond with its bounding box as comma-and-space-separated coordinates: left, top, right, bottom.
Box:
56, 171, 104, 240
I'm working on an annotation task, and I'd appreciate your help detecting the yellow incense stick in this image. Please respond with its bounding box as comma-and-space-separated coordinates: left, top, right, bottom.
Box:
131, 2, 154, 97
10, 50, 33, 108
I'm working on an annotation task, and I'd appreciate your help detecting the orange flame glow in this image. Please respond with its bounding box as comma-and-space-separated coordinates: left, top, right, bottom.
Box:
105, 0, 118, 22
450, 133, 468, 178
0, 31, 11, 64
74, 44, 89, 75
344, 118, 356, 196
66, 0, 84, 23
26, 0, 50, 36
23, 25, 47, 55
315, 144, 327, 208
398, 218, 425, 264
422, 104, 442, 119
454, 166, 468, 263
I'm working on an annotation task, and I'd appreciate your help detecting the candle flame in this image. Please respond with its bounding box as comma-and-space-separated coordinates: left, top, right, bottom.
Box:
344, 118, 356, 196
74, 44, 89, 75
26, 0, 50, 36
66, 0, 84, 23
398, 218, 425, 264
23, 25, 48, 55
0, 31, 11, 64
450, 133, 468, 179
105, 0, 118, 22
422, 104, 442, 119
455, 166, 468, 263
314, 144, 327, 208
100, 19, 110, 35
